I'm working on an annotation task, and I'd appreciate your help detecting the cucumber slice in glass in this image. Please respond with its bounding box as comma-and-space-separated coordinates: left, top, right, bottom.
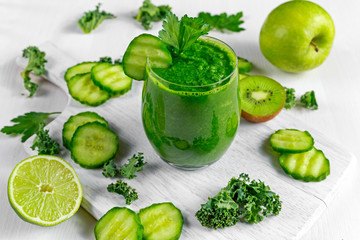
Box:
91, 62, 132, 96
62, 111, 108, 149
67, 73, 110, 106
65, 62, 97, 82
95, 207, 143, 240
123, 34, 172, 80
138, 202, 183, 240
279, 147, 330, 182
70, 122, 118, 168
270, 129, 314, 153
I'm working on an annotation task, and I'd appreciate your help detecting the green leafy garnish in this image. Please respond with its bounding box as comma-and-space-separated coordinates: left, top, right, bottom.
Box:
21, 46, 47, 97
284, 87, 296, 110
1, 112, 60, 142
99, 56, 122, 65
134, 0, 171, 30
300, 91, 318, 110
107, 180, 138, 205
196, 173, 281, 229
159, 12, 211, 55
198, 12, 245, 33
78, 3, 116, 34
31, 122, 60, 155
120, 152, 147, 179
102, 160, 118, 178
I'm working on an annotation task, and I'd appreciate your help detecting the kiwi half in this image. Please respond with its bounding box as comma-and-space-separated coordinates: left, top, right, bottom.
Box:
239, 75, 286, 123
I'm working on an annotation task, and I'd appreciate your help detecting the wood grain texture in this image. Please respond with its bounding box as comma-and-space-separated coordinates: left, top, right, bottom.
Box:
19, 43, 355, 240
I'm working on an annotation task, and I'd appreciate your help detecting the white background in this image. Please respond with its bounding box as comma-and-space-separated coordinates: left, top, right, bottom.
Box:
0, 0, 359, 239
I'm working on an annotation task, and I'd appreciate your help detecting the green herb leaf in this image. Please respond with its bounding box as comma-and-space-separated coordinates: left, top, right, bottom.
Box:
78, 3, 116, 34
1, 112, 60, 142
31, 122, 60, 155
119, 153, 146, 179
107, 180, 138, 205
300, 90, 318, 110
99, 56, 122, 65
159, 12, 211, 54
198, 12, 245, 33
21, 46, 47, 97
102, 160, 118, 178
134, 0, 171, 30
284, 87, 296, 110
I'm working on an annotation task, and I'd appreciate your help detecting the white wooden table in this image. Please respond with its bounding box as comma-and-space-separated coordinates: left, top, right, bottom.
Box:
0, 0, 359, 239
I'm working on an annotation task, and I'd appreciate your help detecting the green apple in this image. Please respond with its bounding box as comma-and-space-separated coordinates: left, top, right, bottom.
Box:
259, 0, 335, 73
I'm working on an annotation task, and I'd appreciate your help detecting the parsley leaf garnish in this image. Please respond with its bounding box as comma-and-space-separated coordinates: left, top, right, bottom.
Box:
159, 12, 211, 54
119, 152, 147, 179
1, 112, 60, 142
198, 12, 245, 33
102, 159, 118, 178
300, 90, 318, 110
284, 87, 296, 110
107, 180, 138, 205
134, 0, 171, 30
21, 46, 47, 97
31, 122, 60, 155
78, 3, 116, 34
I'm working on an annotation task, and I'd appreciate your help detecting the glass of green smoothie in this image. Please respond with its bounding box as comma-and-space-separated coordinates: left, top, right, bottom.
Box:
142, 36, 239, 170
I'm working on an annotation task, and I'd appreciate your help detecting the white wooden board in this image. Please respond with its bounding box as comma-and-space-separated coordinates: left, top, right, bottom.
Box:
19, 42, 356, 240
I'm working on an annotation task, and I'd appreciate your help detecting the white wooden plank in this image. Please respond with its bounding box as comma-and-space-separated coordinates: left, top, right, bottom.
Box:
21, 42, 355, 240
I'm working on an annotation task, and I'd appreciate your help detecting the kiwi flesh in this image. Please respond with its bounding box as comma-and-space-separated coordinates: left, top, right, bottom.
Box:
239, 75, 286, 123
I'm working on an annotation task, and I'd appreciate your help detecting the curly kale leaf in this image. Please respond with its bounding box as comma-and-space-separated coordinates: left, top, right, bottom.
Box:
198, 12, 245, 33
300, 90, 318, 110
119, 153, 146, 179
30, 122, 60, 155
284, 87, 296, 110
107, 180, 138, 205
102, 160, 118, 178
1, 111, 60, 142
195, 189, 240, 229
21, 46, 47, 97
134, 0, 171, 30
78, 3, 116, 34
159, 12, 211, 54
99, 56, 122, 65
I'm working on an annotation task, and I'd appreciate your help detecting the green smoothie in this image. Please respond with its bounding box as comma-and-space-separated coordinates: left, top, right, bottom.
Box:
142, 36, 239, 169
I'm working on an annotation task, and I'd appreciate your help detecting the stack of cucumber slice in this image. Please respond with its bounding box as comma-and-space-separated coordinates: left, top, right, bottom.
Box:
95, 202, 183, 240
62, 111, 119, 168
270, 129, 330, 182
65, 61, 132, 106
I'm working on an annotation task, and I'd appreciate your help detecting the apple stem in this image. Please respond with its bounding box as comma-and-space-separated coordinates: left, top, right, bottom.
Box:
310, 41, 319, 52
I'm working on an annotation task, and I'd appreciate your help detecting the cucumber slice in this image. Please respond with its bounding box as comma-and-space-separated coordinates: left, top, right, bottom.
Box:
67, 73, 110, 106
138, 202, 183, 240
279, 147, 330, 182
123, 34, 172, 80
91, 62, 133, 95
70, 122, 118, 168
237, 57, 253, 74
270, 129, 314, 153
62, 111, 108, 149
95, 207, 143, 240
65, 62, 97, 82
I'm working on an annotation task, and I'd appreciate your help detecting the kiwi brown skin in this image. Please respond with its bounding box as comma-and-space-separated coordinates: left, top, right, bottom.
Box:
239, 75, 286, 123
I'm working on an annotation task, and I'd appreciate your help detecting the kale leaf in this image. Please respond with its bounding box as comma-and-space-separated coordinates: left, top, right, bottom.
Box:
300, 90, 318, 110
21, 46, 47, 97
99, 56, 122, 65
134, 0, 171, 30
31, 122, 60, 155
284, 87, 296, 110
119, 152, 147, 179
102, 159, 118, 178
198, 12, 245, 33
78, 3, 116, 34
107, 180, 138, 205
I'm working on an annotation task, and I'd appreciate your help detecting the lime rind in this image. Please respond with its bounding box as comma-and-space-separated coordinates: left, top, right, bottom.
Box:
8, 155, 83, 226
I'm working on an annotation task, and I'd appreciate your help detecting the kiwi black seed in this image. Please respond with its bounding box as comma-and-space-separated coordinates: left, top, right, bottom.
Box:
238, 75, 286, 123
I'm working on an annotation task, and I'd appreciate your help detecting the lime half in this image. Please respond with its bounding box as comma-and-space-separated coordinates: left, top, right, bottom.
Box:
8, 155, 83, 226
